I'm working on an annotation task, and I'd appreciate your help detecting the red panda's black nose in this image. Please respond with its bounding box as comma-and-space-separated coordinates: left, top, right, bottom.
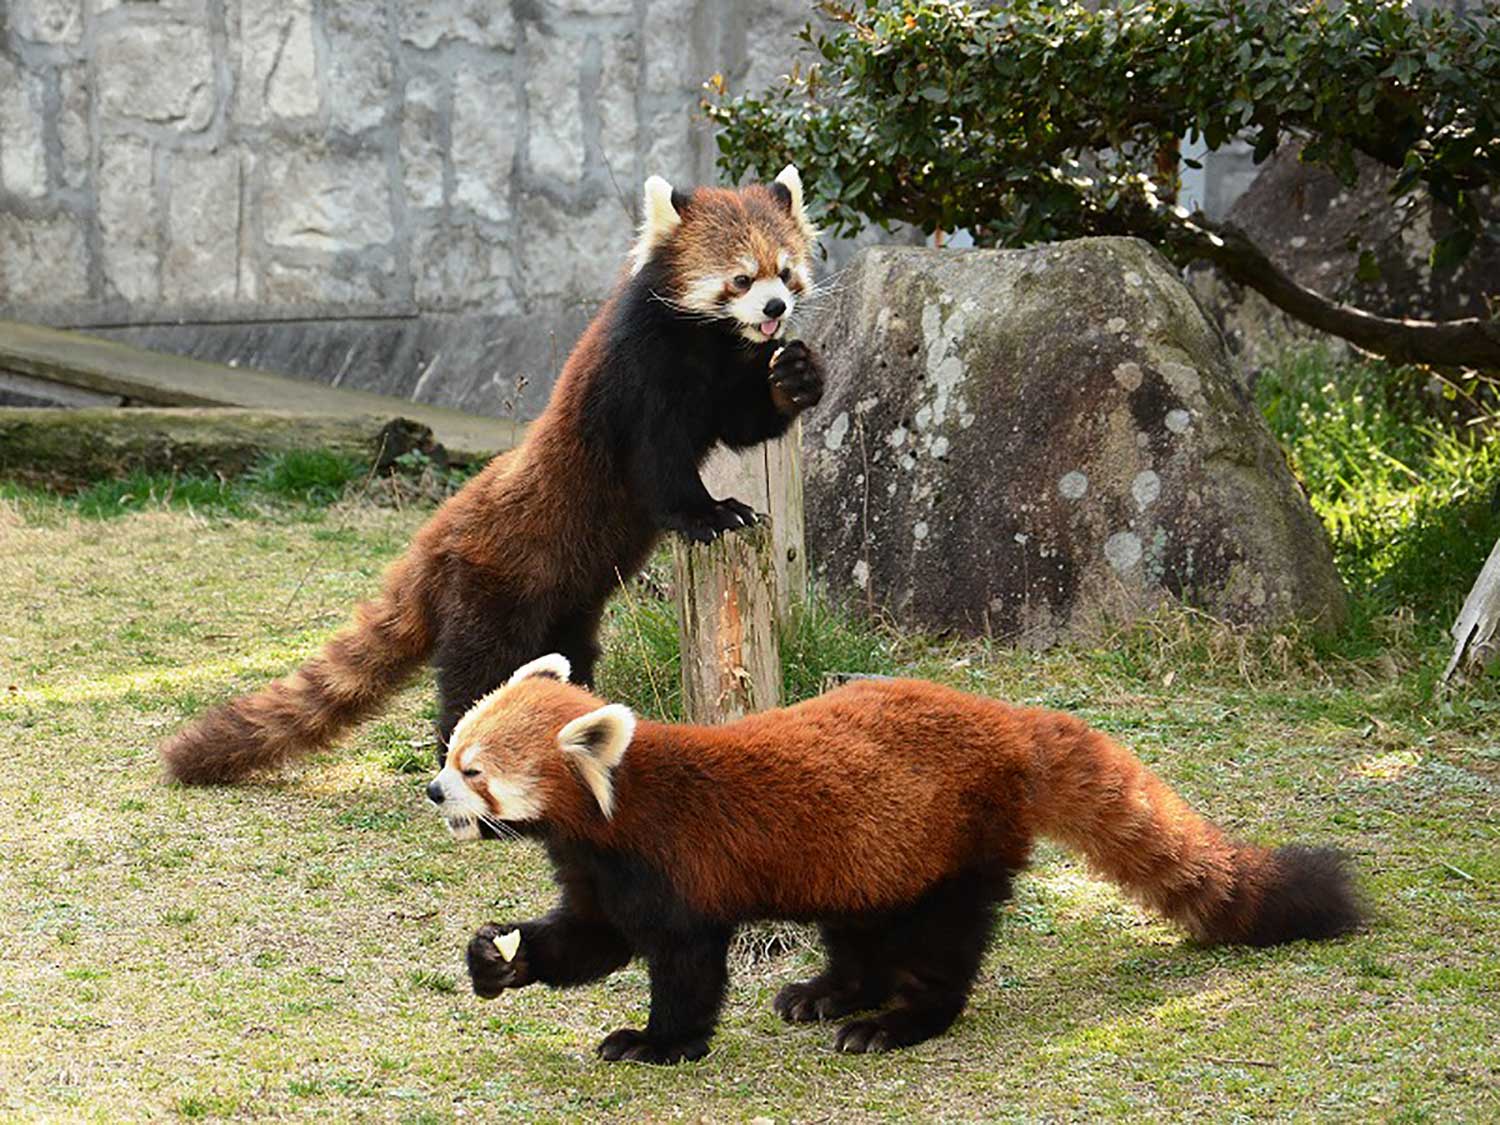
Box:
426, 779, 445, 805
763, 297, 786, 319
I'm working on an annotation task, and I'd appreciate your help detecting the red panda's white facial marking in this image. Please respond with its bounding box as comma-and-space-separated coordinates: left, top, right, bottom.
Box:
630, 165, 818, 343
425, 653, 637, 838
427, 750, 499, 842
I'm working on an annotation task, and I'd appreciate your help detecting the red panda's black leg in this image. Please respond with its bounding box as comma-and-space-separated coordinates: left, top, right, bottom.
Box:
627, 424, 755, 544
773, 921, 895, 1022
832, 871, 1009, 1054
717, 340, 826, 449
468, 910, 632, 996
432, 603, 550, 763
543, 606, 605, 688
597, 926, 733, 1064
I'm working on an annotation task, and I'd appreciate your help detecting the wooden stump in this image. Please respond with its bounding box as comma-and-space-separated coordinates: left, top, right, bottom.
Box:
1443, 534, 1500, 684
673, 522, 783, 723
700, 421, 807, 615
672, 426, 805, 723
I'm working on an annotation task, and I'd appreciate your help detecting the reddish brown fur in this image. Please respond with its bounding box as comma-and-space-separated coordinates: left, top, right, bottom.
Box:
161, 168, 826, 786
160, 311, 657, 785
454, 676, 1359, 945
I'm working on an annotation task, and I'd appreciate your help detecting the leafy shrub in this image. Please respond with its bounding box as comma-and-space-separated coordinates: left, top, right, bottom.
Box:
711, 0, 1500, 367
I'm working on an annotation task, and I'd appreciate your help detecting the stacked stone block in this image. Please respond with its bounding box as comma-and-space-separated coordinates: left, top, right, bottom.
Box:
0, 0, 816, 415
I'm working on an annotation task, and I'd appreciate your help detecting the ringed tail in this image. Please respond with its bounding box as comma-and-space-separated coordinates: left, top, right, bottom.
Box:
159, 555, 434, 785
1028, 712, 1362, 946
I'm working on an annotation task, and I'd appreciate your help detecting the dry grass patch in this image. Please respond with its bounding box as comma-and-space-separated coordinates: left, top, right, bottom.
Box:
1, 502, 1497, 1122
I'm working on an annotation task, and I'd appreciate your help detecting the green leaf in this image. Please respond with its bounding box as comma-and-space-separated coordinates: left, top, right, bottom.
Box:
1430, 228, 1476, 272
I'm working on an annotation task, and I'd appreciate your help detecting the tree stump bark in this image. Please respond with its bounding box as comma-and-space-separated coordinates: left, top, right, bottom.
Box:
672, 426, 805, 723
673, 522, 783, 723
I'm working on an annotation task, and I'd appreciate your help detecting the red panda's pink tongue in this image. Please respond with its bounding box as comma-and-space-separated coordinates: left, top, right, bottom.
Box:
760, 320, 780, 338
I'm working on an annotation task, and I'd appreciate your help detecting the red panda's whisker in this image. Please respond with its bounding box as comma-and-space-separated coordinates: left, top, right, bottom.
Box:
476, 811, 521, 842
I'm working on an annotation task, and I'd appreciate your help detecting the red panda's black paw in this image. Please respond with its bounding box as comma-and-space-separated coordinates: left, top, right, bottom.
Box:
833, 1018, 896, 1054
596, 1027, 709, 1065
467, 924, 531, 996
669, 499, 761, 544
717, 497, 762, 528
768, 339, 825, 416
773, 979, 864, 1022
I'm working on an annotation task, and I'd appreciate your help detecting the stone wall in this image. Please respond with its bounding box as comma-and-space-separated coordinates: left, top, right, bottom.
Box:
0, 0, 1264, 418
0, 0, 832, 417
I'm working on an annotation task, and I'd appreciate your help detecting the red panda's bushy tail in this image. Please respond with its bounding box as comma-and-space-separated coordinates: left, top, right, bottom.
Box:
1026, 713, 1361, 946
159, 554, 435, 785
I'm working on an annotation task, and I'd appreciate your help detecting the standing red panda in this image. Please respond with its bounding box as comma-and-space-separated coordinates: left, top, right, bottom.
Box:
159, 166, 825, 784
428, 655, 1362, 1064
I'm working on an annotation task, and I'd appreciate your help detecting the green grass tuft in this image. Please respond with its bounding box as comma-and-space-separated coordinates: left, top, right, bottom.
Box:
247, 449, 366, 504
1256, 346, 1500, 618
70, 469, 252, 519
780, 591, 900, 700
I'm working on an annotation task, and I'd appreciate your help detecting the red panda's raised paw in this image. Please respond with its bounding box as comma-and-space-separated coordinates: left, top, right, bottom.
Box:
466, 924, 532, 996
596, 1027, 710, 1065
768, 339, 825, 417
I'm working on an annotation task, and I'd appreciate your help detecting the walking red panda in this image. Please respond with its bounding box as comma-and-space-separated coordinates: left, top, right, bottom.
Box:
428, 655, 1362, 1064
158, 166, 825, 784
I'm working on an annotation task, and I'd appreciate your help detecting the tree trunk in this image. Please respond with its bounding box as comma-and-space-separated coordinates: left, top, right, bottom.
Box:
1177, 217, 1500, 370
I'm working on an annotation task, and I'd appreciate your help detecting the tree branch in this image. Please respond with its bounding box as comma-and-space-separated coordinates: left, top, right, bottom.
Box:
1182, 217, 1500, 370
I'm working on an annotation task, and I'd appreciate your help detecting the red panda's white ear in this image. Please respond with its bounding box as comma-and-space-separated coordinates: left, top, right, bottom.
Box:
557, 704, 636, 818
630, 175, 683, 275
507, 653, 571, 687
774, 164, 819, 244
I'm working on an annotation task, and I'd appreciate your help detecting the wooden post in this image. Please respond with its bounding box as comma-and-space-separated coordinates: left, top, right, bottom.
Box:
672, 426, 805, 722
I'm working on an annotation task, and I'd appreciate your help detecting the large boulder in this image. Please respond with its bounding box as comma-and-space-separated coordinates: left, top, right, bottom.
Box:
802, 239, 1346, 644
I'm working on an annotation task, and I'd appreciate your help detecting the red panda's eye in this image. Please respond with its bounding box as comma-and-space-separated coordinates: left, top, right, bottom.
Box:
732, 274, 752, 291
462, 768, 480, 778
779, 267, 792, 283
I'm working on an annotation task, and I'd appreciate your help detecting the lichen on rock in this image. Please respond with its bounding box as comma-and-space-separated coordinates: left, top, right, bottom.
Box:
802, 238, 1347, 644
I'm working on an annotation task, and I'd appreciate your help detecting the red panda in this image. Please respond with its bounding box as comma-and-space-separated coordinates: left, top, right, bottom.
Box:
158, 166, 826, 785
429, 655, 1362, 1064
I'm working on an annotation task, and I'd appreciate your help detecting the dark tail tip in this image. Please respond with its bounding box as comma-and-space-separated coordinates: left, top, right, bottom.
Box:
1243, 845, 1364, 947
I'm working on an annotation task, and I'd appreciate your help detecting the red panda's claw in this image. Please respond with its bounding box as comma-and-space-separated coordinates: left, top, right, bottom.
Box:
596, 1027, 709, 1065
774, 979, 862, 1022
833, 1019, 894, 1054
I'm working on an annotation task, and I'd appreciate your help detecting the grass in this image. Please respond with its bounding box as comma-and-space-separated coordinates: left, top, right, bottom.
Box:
1, 346, 1498, 1120
1254, 347, 1500, 619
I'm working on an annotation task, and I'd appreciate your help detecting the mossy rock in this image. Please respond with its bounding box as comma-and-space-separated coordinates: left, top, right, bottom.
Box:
0, 407, 450, 486
802, 238, 1347, 643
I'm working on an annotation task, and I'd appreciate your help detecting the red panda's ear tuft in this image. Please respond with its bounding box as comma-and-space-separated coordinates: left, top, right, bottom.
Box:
507, 653, 572, 687
630, 175, 684, 275
557, 704, 636, 818
773, 164, 819, 245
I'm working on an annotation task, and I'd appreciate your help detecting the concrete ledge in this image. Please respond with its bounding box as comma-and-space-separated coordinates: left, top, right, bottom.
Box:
0, 319, 522, 460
